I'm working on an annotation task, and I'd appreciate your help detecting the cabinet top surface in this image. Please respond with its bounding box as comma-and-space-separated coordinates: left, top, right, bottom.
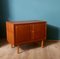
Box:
6, 20, 46, 24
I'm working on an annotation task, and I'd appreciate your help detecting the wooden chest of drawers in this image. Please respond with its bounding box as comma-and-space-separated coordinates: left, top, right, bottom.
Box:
6, 20, 47, 53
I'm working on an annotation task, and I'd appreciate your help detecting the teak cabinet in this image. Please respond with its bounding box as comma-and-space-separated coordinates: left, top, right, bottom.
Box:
6, 20, 47, 53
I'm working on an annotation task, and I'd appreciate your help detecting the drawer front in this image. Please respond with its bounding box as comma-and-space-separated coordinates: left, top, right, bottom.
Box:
15, 24, 31, 43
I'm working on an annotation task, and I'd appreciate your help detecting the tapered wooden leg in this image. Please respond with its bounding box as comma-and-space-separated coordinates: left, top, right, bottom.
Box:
41, 40, 44, 48
11, 44, 15, 48
17, 46, 19, 54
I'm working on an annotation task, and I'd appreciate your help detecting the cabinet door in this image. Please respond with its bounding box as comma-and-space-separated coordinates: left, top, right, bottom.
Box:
31, 22, 46, 41
15, 24, 31, 43
39, 22, 46, 40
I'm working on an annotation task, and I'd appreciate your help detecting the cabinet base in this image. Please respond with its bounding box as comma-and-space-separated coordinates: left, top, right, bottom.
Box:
16, 41, 44, 54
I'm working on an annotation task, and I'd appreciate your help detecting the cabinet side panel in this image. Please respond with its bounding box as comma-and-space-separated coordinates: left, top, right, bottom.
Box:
6, 22, 15, 45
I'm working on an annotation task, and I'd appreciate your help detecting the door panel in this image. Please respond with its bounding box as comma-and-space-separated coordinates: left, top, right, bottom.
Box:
15, 24, 31, 43
40, 22, 46, 39
31, 23, 41, 40
31, 22, 46, 40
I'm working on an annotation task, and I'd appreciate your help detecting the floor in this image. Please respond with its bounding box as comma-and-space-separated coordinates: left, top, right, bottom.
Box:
0, 39, 60, 59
